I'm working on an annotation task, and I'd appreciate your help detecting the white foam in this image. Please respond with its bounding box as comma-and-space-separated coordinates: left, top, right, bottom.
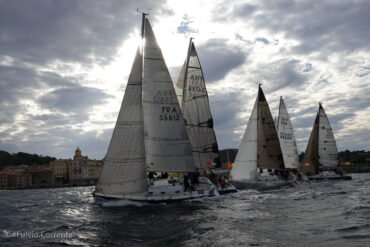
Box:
101, 199, 148, 207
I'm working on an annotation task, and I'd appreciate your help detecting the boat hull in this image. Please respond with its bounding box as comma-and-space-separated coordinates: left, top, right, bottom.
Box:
94, 177, 219, 203
216, 184, 238, 195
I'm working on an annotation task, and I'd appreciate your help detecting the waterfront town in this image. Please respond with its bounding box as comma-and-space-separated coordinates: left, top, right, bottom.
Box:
0, 147, 102, 190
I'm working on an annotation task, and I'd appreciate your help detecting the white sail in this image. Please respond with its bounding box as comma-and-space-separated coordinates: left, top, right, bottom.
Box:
231, 97, 258, 181
142, 19, 196, 173
96, 49, 147, 196
277, 97, 299, 169
318, 103, 338, 167
175, 60, 186, 110
177, 40, 219, 171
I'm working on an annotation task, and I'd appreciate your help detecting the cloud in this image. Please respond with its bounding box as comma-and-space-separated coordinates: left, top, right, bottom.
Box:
197, 39, 247, 82
0, 0, 168, 66
38, 85, 111, 113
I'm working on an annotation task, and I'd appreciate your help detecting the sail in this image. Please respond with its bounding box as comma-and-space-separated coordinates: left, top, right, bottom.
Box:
302, 112, 320, 175
277, 97, 299, 169
175, 60, 186, 110
318, 103, 338, 167
177, 40, 220, 170
142, 19, 196, 173
257, 86, 284, 169
96, 49, 148, 196
231, 97, 258, 181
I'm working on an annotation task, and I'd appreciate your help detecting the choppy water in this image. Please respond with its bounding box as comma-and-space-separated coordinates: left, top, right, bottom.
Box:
0, 173, 369, 246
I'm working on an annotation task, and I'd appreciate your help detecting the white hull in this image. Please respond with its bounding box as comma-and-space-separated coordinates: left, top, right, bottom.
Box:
94, 177, 219, 202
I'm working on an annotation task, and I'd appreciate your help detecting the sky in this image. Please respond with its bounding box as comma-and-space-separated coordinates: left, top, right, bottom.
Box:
0, 0, 369, 159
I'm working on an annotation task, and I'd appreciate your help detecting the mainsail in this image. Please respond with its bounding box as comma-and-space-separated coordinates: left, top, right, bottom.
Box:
176, 39, 219, 170
302, 103, 338, 175
257, 86, 284, 169
231, 85, 284, 181
277, 97, 299, 169
142, 19, 196, 173
318, 103, 338, 167
96, 49, 147, 196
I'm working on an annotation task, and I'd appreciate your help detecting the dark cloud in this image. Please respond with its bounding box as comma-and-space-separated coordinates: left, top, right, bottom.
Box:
38, 85, 111, 113
0, 0, 168, 66
228, 0, 370, 54
197, 39, 247, 82
210, 90, 251, 149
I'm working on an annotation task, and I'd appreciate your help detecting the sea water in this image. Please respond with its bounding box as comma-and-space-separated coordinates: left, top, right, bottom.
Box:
0, 173, 369, 246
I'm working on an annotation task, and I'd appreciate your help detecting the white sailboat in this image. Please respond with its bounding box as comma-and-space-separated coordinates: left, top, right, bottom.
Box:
301, 103, 351, 180
230, 85, 292, 190
276, 97, 300, 169
175, 39, 237, 194
94, 14, 218, 202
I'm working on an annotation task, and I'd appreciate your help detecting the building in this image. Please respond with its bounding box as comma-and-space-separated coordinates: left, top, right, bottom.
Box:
50, 159, 71, 184
0, 165, 32, 189
69, 147, 103, 184
28, 166, 53, 188
0, 173, 8, 189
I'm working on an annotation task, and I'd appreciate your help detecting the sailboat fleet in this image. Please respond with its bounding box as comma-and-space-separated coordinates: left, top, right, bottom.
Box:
94, 14, 351, 203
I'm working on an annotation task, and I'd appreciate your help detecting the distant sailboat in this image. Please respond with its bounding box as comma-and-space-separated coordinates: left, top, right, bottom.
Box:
301, 103, 351, 180
94, 14, 218, 202
276, 97, 299, 169
176, 39, 236, 194
230, 85, 291, 189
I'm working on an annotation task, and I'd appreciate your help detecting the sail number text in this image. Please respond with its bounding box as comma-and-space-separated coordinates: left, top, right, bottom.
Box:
153, 90, 176, 104
159, 106, 180, 121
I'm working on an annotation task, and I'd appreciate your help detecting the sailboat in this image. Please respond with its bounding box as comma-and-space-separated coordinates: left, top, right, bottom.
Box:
175, 39, 237, 194
94, 14, 218, 202
301, 103, 351, 180
230, 85, 292, 189
276, 97, 300, 169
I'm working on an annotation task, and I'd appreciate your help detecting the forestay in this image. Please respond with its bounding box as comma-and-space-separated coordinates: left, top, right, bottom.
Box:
96, 49, 148, 196
142, 19, 195, 173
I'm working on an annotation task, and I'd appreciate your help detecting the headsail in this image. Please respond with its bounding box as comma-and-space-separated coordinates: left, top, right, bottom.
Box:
318, 103, 338, 167
257, 86, 284, 169
176, 40, 220, 170
231, 97, 258, 181
96, 49, 148, 196
277, 97, 299, 169
142, 19, 196, 173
